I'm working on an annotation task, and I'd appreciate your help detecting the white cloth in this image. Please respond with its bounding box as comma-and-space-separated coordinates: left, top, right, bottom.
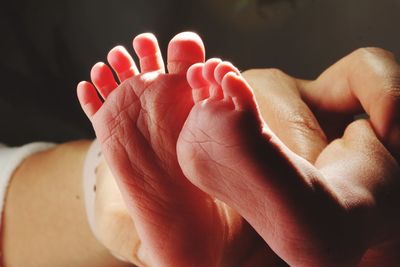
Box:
82, 140, 103, 241
82, 140, 128, 262
0, 142, 55, 223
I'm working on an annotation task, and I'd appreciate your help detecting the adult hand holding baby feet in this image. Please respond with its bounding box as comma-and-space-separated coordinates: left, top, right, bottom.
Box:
77, 32, 276, 267
177, 50, 400, 267
77, 33, 400, 267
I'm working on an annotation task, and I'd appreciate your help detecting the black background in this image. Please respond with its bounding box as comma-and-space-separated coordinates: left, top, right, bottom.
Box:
1, 0, 399, 145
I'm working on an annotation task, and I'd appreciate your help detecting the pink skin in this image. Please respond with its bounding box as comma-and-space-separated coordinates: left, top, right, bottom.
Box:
77, 32, 278, 267
77, 32, 400, 266
177, 60, 400, 267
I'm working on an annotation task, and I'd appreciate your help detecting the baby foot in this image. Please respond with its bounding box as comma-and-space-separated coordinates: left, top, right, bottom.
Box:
77, 32, 228, 267
177, 60, 381, 266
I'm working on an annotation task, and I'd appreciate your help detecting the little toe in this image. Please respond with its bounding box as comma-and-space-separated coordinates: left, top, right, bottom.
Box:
187, 63, 210, 103
203, 58, 224, 100
133, 33, 165, 73
221, 72, 257, 111
90, 62, 119, 99
167, 32, 205, 75
107, 46, 139, 82
214, 61, 240, 84
77, 81, 102, 120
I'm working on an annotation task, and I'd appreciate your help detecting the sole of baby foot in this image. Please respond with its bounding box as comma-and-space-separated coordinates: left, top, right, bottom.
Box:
178, 59, 367, 267
78, 33, 246, 267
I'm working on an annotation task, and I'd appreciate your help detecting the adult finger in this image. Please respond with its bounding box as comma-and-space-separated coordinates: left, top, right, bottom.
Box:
243, 68, 328, 163
300, 48, 400, 152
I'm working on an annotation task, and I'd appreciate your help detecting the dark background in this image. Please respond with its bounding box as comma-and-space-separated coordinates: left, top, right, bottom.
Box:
1, 0, 399, 146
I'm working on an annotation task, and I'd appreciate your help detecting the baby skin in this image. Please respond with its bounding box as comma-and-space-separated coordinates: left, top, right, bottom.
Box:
78, 32, 400, 266
77, 32, 273, 267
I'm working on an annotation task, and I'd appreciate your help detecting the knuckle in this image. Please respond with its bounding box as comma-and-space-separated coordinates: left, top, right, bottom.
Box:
353, 48, 400, 98
285, 111, 324, 138
241, 68, 264, 81
241, 68, 264, 77
383, 83, 400, 102
354, 47, 395, 60
262, 68, 287, 79
242, 68, 295, 93
353, 47, 396, 76
264, 67, 284, 75
380, 73, 400, 103
242, 68, 287, 79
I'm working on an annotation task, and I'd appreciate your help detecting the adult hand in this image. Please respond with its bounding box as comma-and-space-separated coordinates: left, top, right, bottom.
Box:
244, 47, 400, 163
242, 47, 400, 266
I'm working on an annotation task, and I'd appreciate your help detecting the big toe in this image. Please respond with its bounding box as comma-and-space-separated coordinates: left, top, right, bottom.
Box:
222, 72, 257, 111
167, 32, 205, 75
